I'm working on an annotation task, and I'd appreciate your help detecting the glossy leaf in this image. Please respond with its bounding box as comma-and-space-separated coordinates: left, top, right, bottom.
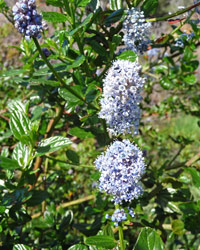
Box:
116, 50, 137, 62
133, 227, 164, 250
0, 156, 20, 170
85, 235, 117, 249
69, 127, 94, 139
42, 12, 68, 23
36, 136, 72, 156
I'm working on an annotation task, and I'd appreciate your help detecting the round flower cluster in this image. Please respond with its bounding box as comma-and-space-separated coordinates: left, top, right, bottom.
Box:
95, 139, 145, 204
122, 8, 151, 54
98, 59, 145, 136
106, 208, 135, 227
12, 0, 43, 40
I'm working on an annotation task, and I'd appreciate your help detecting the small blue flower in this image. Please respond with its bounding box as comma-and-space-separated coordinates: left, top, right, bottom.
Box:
122, 8, 151, 54
95, 139, 145, 204
106, 208, 135, 226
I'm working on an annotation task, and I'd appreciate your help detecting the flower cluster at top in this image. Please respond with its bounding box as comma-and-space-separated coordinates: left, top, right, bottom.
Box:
105, 208, 135, 227
98, 59, 145, 136
122, 8, 151, 54
95, 139, 145, 204
13, 0, 43, 40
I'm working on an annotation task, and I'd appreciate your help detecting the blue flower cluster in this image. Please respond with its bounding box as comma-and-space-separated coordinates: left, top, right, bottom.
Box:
122, 8, 151, 54
106, 208, 135, 227
95, 139, 145, 204
12, 0, 43, 40
175, 33, 195, 48
98, 59, 145, 136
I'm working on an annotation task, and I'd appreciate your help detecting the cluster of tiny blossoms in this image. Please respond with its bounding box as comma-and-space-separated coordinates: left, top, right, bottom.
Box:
98, 59, 145, 136
95, 139, 145, 204
13, 0, 43, 40
106, 208, 135, 227
122, 8, 151, 54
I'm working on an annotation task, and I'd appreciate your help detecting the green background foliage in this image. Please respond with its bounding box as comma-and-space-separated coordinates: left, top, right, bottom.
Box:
0, 0, 200, 249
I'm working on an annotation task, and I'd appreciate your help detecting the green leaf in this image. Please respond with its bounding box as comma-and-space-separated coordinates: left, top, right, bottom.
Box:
0, 156, 20, 170
116, 50, 137, 62
105, 9, 124, 26
183, 74, 196, 85
1, 69, 27, 77
109, 0, 123, 10
36, 136, 72, 156
42, 12, 67, 23
9, 110, 32, 144
69, 127, 94, 139
78, 0, 91, 7
67, 55, 86, 70
26, 190, 48, 206
0, 206, 6, 213
58, 87, 82, 103
88, 40, 107, 56
160, 77, 172, 90
66, 149, 80, 164
46, 0, 63, 7
85, 235, 117, 249
69, 13, 93, 36
185, 168, 200, 188
68, 244, 88, 250
8, 100, 29, 114
133, 227, 164, 250
141, 0, 158, 15
59, 210, 73, 231
13, 244, 33, 250
171, 219, 185, 235
12, 142, 32, 168
29, 79, 60, 87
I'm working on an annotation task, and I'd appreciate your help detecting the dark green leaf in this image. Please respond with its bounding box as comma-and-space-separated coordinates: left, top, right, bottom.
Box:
85, 235, 117, 249
66, 149, 80, 164
26, 190, 49, 206
46, 0, 63, 7
58, 87, 82, 103
105, 9, 124, 26
59, 210, 73, 231
67, 55, 86, 70
116, 50, 137, 62
141, 0, 158, 15
42, 12, 67, 23
133, 227, 164, 250
0, 156, 20, 170
69, 127, 94, 139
